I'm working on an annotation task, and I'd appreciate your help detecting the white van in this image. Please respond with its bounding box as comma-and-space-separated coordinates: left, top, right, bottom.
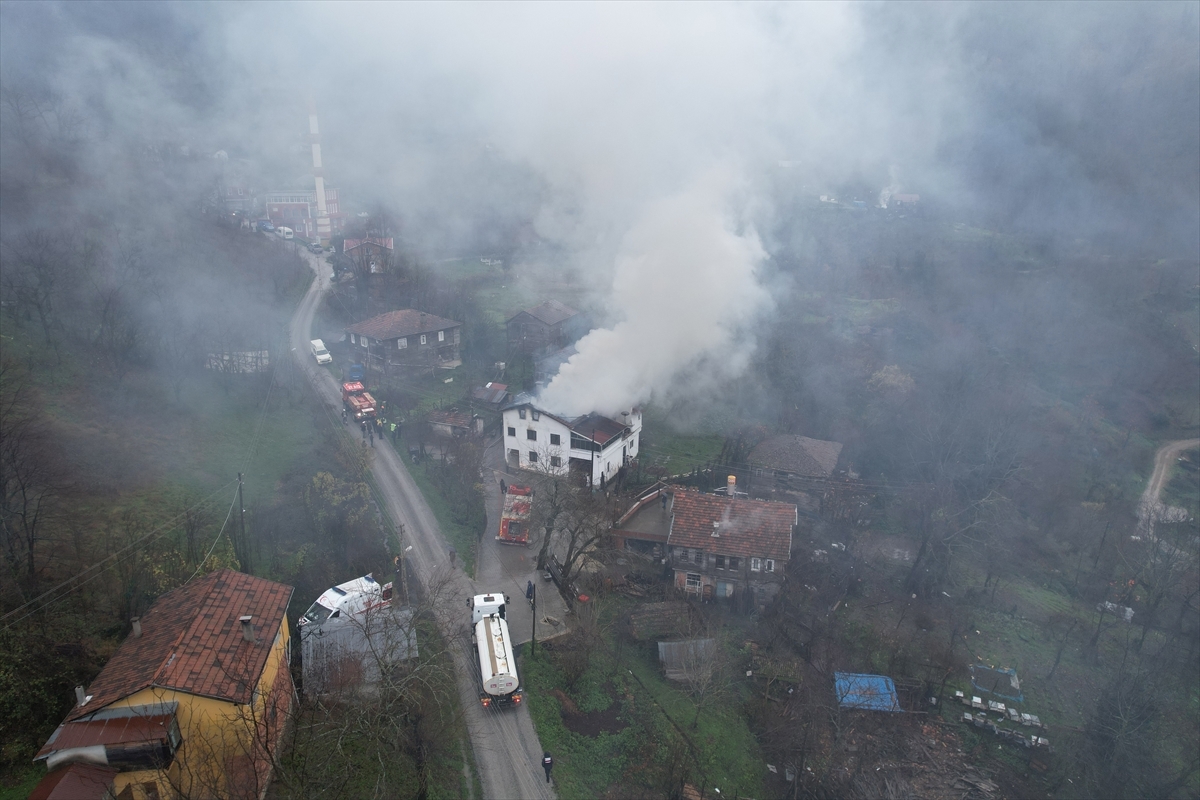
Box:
299, 574, 389, 627
310, 339, 332, 365
276, 226, 294, 240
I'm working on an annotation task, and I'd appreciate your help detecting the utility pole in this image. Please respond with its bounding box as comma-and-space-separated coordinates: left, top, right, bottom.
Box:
530, 582, 537, 656
236, 472, 247, 570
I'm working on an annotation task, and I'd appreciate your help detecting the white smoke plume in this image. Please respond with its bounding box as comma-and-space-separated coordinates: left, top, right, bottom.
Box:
538, 171, 771, 418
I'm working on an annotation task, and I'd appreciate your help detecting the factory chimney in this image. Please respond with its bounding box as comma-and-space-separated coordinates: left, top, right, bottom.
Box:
308, 96, 331, 243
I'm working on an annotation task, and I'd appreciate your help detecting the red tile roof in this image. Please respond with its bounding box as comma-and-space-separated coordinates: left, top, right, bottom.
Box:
346, 309, 460, 340
66, 569, 292, 721
667, 490, 796, 561
29, 764, 116, 800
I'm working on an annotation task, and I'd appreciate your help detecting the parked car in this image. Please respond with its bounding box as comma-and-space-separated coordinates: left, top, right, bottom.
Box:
308, 242, 323, 254
310, 339, 332, 365
258, 220, 275, 233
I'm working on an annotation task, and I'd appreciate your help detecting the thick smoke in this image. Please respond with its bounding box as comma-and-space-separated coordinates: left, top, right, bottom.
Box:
538, 172, 771, 418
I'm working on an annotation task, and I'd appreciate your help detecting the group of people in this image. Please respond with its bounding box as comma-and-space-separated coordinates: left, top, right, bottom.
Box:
342, 403, 401, 447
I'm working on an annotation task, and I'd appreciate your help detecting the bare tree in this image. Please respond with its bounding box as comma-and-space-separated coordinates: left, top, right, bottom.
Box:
0, 360, 63, 601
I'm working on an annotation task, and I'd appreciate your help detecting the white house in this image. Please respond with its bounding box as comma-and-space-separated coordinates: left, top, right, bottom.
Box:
501, 394, 642, 487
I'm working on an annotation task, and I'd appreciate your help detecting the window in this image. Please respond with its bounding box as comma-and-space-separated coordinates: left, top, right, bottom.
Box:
527, 430, 537, 441
360, 336, 368, 348
693, 549, 703, 565
729, 557, 739, 570
507, 427, 516, 437
420, 334, 427, 345
518, 409, 527, 419
438, 330, 445, 342
398, 337, 407, 349
528, 451, 538, 463
531, 410, 540, 421
550, 456, 561, 467
350, 333, 356, 344
550, 433, 560, 446
751, 558, 762, 572
686, 573, 701, 590
765, 559, 775, 573
715, 555, 725, 569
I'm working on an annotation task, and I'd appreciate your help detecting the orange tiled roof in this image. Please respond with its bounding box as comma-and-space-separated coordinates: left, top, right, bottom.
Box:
346, 309, 460, 340
667, 490, 796, 562
67, 569, 292, 721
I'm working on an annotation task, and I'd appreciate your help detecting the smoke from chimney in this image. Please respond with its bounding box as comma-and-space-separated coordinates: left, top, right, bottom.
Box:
239, 616, 254, 643
131, 617, 141, 638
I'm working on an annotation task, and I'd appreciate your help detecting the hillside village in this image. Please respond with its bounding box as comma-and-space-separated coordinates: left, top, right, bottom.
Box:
2, 6, 1198, 799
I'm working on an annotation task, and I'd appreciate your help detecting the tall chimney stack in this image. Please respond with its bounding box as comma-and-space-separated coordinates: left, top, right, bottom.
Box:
131, 617, 142, 638
727, 475, 737, 496
75, 686, 86, 706
239, 616, 254, 643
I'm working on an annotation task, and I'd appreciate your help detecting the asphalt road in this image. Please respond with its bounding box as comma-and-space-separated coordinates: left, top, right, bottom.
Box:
286, 245, 556, 800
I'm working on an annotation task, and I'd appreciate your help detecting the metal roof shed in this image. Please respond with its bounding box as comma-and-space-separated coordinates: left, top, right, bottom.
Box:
834, 672, 902, 712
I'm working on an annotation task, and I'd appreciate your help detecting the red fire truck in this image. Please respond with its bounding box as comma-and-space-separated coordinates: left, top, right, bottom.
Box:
496, 484, 532, 545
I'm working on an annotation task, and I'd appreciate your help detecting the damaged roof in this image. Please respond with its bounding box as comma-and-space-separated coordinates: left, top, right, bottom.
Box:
569, 412, 629, 445
65, 569, 292, 720
750, 434, 843, 478
346, 309, 461, 340
668, 490, 796, 561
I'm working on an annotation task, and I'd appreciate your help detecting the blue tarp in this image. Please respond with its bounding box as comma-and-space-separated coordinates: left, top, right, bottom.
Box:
834, 672, 902, 712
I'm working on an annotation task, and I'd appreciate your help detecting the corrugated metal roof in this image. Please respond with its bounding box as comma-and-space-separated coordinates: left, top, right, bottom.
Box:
749, 435, 844, 478
508, 299, 578, 327
834, 672, 901, 712
36, 711, 174, 758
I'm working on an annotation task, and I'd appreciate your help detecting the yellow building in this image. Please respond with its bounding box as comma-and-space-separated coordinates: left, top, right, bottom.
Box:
32, 569, 294, 800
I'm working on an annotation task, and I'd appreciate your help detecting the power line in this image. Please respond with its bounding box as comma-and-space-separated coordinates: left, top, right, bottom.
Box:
185, 482, 241, 583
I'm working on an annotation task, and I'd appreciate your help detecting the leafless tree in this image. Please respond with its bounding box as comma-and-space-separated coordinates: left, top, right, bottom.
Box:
0, 360, 63, 602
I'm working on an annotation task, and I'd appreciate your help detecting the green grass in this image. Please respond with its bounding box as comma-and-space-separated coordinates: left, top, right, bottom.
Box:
638, 408, 726, 477
0, 766, 41, 800
521, 611, 764, 799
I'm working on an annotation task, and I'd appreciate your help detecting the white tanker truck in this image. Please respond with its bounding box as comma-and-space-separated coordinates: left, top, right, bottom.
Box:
470, 592, 523, 709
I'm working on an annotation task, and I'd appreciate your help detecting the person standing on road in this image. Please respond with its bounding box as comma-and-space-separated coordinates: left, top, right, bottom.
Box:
449, 547, 457, 568
361, 420, 367, 440
341, 407, 347, 425
542, 752, 553, 783
368, 424, 375, 448
500, 479, 507, 495
390, 421, 398, 444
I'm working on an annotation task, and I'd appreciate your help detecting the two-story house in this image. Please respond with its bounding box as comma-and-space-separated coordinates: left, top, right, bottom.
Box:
664, 487, 796, 610
346, 309, 462, 373
505, 300, 585, 356
500, 394, 641, 488
31, 569, 294, 800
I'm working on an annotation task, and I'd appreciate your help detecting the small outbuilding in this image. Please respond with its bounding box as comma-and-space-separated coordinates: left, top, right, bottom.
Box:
833, 672, 902, 712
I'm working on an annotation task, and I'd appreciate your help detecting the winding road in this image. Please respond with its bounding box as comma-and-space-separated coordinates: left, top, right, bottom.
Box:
1137, 438, 1200, 537
287, 247, 556, 799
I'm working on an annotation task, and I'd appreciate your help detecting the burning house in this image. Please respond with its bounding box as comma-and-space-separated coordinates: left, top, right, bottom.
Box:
501, 393, 641, 488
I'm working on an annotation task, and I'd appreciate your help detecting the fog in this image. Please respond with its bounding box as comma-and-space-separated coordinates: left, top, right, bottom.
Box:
1, 1, 1197, 417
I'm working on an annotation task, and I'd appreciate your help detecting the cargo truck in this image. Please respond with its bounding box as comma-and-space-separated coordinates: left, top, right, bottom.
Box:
496, 484, 532, 545
470, 592, 522, 708
342, 381, 377, 421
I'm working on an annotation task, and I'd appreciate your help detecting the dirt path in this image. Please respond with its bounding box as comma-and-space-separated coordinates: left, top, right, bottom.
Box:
1137, 438, 1200, 537
287, 250, 555, 799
